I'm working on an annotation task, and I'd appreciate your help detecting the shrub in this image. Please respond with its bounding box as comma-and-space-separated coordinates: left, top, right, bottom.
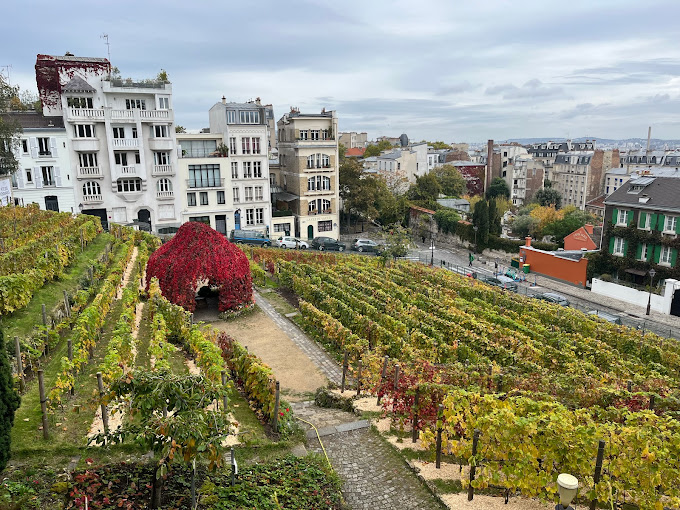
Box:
0, 329, 21, 472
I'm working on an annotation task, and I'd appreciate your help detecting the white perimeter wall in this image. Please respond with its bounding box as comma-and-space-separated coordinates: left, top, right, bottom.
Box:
591, 278, 680, 315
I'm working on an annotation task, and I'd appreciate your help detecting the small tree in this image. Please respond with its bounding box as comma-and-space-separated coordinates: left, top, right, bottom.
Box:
0, 328, 21, 472
175, 125, 186, 134
488, 199, 502, 236
486, 177, 510, 200
472, 200, 489, 248
534, 188, 563, 209
379, 224, 411, 263
432, 164, 466, 197
91, 369, 233, 508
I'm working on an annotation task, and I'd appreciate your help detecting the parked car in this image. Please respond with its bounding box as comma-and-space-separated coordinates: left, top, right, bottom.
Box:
229, 229, 271, 247
352, 239, 382, 253
311, 236, 346, 252
533, 292, 570, 306
587, 310, 623, 325
495, 275, 518, 292
276, 236, 308, 249
475, 273, 506, 289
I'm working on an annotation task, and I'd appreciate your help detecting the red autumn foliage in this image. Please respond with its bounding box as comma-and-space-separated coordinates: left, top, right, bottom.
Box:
146, 222, 252, 312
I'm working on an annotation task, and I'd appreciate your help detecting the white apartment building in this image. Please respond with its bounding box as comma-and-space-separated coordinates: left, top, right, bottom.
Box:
35, 54, 181, 232
4, 111, 76, 212
208, 99, 271, 236
276, 108, 339, 240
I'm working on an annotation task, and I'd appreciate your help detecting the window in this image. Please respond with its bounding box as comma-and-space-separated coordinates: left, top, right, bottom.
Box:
153, 125, 169, 138
245, 209, 254, 225
639, 243, 649, 261
661, 246, 673, 265
41, 167, 55, 186
158, 97, 169, 109
253, 138, 261, 154
67, 97, 93, 108
82, 181, 101, 196
242, 137, 251, 154
187, 192, 197, 206
112, 127, 125, 139
229, 137, 237, 154
35, 137, 50, 156
613, 237, 625, 256
21, 140, 28, 154
11, 173, 17, 188
256, 208, 264, 224
134, 151, 141, 164
132, 127, 138, 139
157, 178, 172, 192
245, 187, 254, 201
74, 154, 96, 173
298, 130, 308, 140
274, 223, 291, 233
239, 111, 259, 124
270, 174, 276, 186
664, 216, 677, 233
154, 152, 170, 165
217, 190, 225, 204
188, 164, 221, 188
233, 188, 240, 203
200, 192, 209, 205
255, 186, 263, 200
189, 216, 210, 225
26, 169, 32, 183
125, 99, 146, 110
114, 152, 128, 166
253, 161, 262, 178
322, 199, 331, 212
318, 220, 332, 232
307, 155, 315, 169
117, 178, 142, 192
308, 200, 316, 213
310, 130, 320, 141
638, 213, 651, 230
179, 139, 217, 158
74, 124, 95, 138
307, 175, 331, 191
231, 162, 238, 179
243, 162, 252, 178
616, 209, 629, 226
227, 110, 236, 124
322, 128, 332, 140
322, 154, 330, 167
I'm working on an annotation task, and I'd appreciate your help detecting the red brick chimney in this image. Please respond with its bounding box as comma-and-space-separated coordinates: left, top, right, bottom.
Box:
525, 236, 532, 247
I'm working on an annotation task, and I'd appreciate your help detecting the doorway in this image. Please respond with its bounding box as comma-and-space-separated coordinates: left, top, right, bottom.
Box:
137, 209, 151, 231
307, 225, 314, 240
671, 289, 680, 317
45, 196, 59, 212
234, 210, 241, 230
215, 215, 227, 235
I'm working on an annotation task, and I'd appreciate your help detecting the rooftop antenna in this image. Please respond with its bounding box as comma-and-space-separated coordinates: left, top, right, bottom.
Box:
100, 34, 111, 79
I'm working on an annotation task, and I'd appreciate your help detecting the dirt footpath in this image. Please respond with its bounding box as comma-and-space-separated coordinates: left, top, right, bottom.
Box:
211, 307, 327, 401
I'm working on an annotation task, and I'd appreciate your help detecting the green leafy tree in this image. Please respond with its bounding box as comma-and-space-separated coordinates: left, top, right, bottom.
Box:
175, 125, 186, 133
472, 199, 489, 248
363, 139, 394, 158
542, 207, 596, 246
338, 143, 346, 162
0, 328, 20, 472
379, 224, 411, 262
434, 209, 462, 235
0, 75, 22, 176
408, 173, 441, 207
511, 214, 540, 238
91, 369, 233, 508
375, 185, 409, 226
432, 164, 466, 197
534, 188, 563, 209
488, 199, 502, 235
426, 141, 452, 150
486, 177, 510, 200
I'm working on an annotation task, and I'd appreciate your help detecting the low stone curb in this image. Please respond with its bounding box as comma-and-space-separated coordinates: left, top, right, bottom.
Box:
305, 419, 370, 440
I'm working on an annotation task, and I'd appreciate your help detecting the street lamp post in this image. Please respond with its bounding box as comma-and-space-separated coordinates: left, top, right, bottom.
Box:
646, 268, 656, 316
473, 225, 479, 253
430, 236, 435, 266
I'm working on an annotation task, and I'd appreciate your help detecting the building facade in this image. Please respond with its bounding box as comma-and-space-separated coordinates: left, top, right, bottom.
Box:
35, 53, 182, 232
338, 131, 368, 149
551, 149, 618, 210
3, 111, 76, 213
208, 99, 272, 236
277, 108, 339, 240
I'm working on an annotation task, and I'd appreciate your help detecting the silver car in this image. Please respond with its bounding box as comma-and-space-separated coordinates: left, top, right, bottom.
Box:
276, 236, 308, 249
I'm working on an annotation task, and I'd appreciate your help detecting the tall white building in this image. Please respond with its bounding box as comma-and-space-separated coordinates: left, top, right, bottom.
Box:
208, 98, 272, 236
3, 111, 76, 212
35, 53, 181, 232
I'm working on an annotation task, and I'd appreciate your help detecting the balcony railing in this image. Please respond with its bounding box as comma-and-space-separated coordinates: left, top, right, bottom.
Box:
78, 166, 102, 178
38, 151, 53, 158
68, 108, 105, 119
112, 138, 139, 148
120, 165, 137, 175
156, 191, 174, 200
186, 178, 225, 189
140, 110, 170, 119
152, 165, 174, 176
83, 194, 103, 203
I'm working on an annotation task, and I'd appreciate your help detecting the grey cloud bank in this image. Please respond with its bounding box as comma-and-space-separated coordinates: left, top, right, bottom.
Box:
2, 0, 680, 142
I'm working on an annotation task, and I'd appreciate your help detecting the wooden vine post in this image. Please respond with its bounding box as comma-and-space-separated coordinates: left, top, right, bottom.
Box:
221, 370, 228, 411
412, 386, 420, 443
340, 350, 348, 393
14, 336, 25, 392
435, 404, 444, 468
38, 370, 49, 439
589, 440, 606, 510
63, 290, 71, 318
376, 355, 389, 405
356, 357, 362, 397
468, 429, 480, 501
272, 380, 280, 433
42, 304, 49, 355
67, 339, 74, 395
96, 372, 109, 435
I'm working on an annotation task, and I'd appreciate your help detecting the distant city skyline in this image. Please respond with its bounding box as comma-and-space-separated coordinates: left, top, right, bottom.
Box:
2, 0, 680, 142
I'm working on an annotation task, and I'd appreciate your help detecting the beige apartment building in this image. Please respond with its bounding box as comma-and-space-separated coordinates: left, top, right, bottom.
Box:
551, 149, 618, 210
339, 131, 368, 149
275, 108, 340, 240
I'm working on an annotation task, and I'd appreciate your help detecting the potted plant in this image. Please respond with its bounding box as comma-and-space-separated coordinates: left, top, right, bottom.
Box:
216, 143, 229, 157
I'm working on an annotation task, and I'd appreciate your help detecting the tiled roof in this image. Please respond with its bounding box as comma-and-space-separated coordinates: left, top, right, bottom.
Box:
586, 194, 606, 209
0, 111, 65, 129
345, 147, 365, 157
604, 176, 680, 211
62, 76, 96, 92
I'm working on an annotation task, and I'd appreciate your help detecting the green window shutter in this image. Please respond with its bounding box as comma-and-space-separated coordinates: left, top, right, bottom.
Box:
623, 239, 629, 256
672, 248, 678, 267
628, 210, 634, 226
658, 214, 665, 232
611, 208, 618, 225
639, 212, 646, 229
609, 236, 615, 254
675, 216, 680, 234
635, 243, 642, 260
654, 245, 661, 264
647, 244, 654, 262
650, 213, 658, 230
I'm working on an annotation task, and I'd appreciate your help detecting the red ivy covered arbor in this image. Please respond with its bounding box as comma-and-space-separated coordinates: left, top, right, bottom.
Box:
146, 222, 252, 312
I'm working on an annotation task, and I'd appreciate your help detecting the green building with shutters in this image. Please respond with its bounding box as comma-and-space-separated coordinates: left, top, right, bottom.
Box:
603, 176, 680, 278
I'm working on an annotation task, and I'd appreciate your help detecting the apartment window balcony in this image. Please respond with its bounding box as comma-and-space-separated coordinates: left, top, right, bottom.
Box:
83, 194, 103, 204
148, 138, 174, 151
309, 209, 332, 215
112, 138, 139, 149
37, 150, 54, 158
78, 166, 102, 179
140, 110, 170, 120
119, 165, 138, 176
156, 190, 174, 200
68, 108, 105, 120
186, 178, 225, 189
152, 164, 174, 176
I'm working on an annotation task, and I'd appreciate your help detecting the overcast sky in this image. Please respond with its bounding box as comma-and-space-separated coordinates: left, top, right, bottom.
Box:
3, 0, 680, 142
